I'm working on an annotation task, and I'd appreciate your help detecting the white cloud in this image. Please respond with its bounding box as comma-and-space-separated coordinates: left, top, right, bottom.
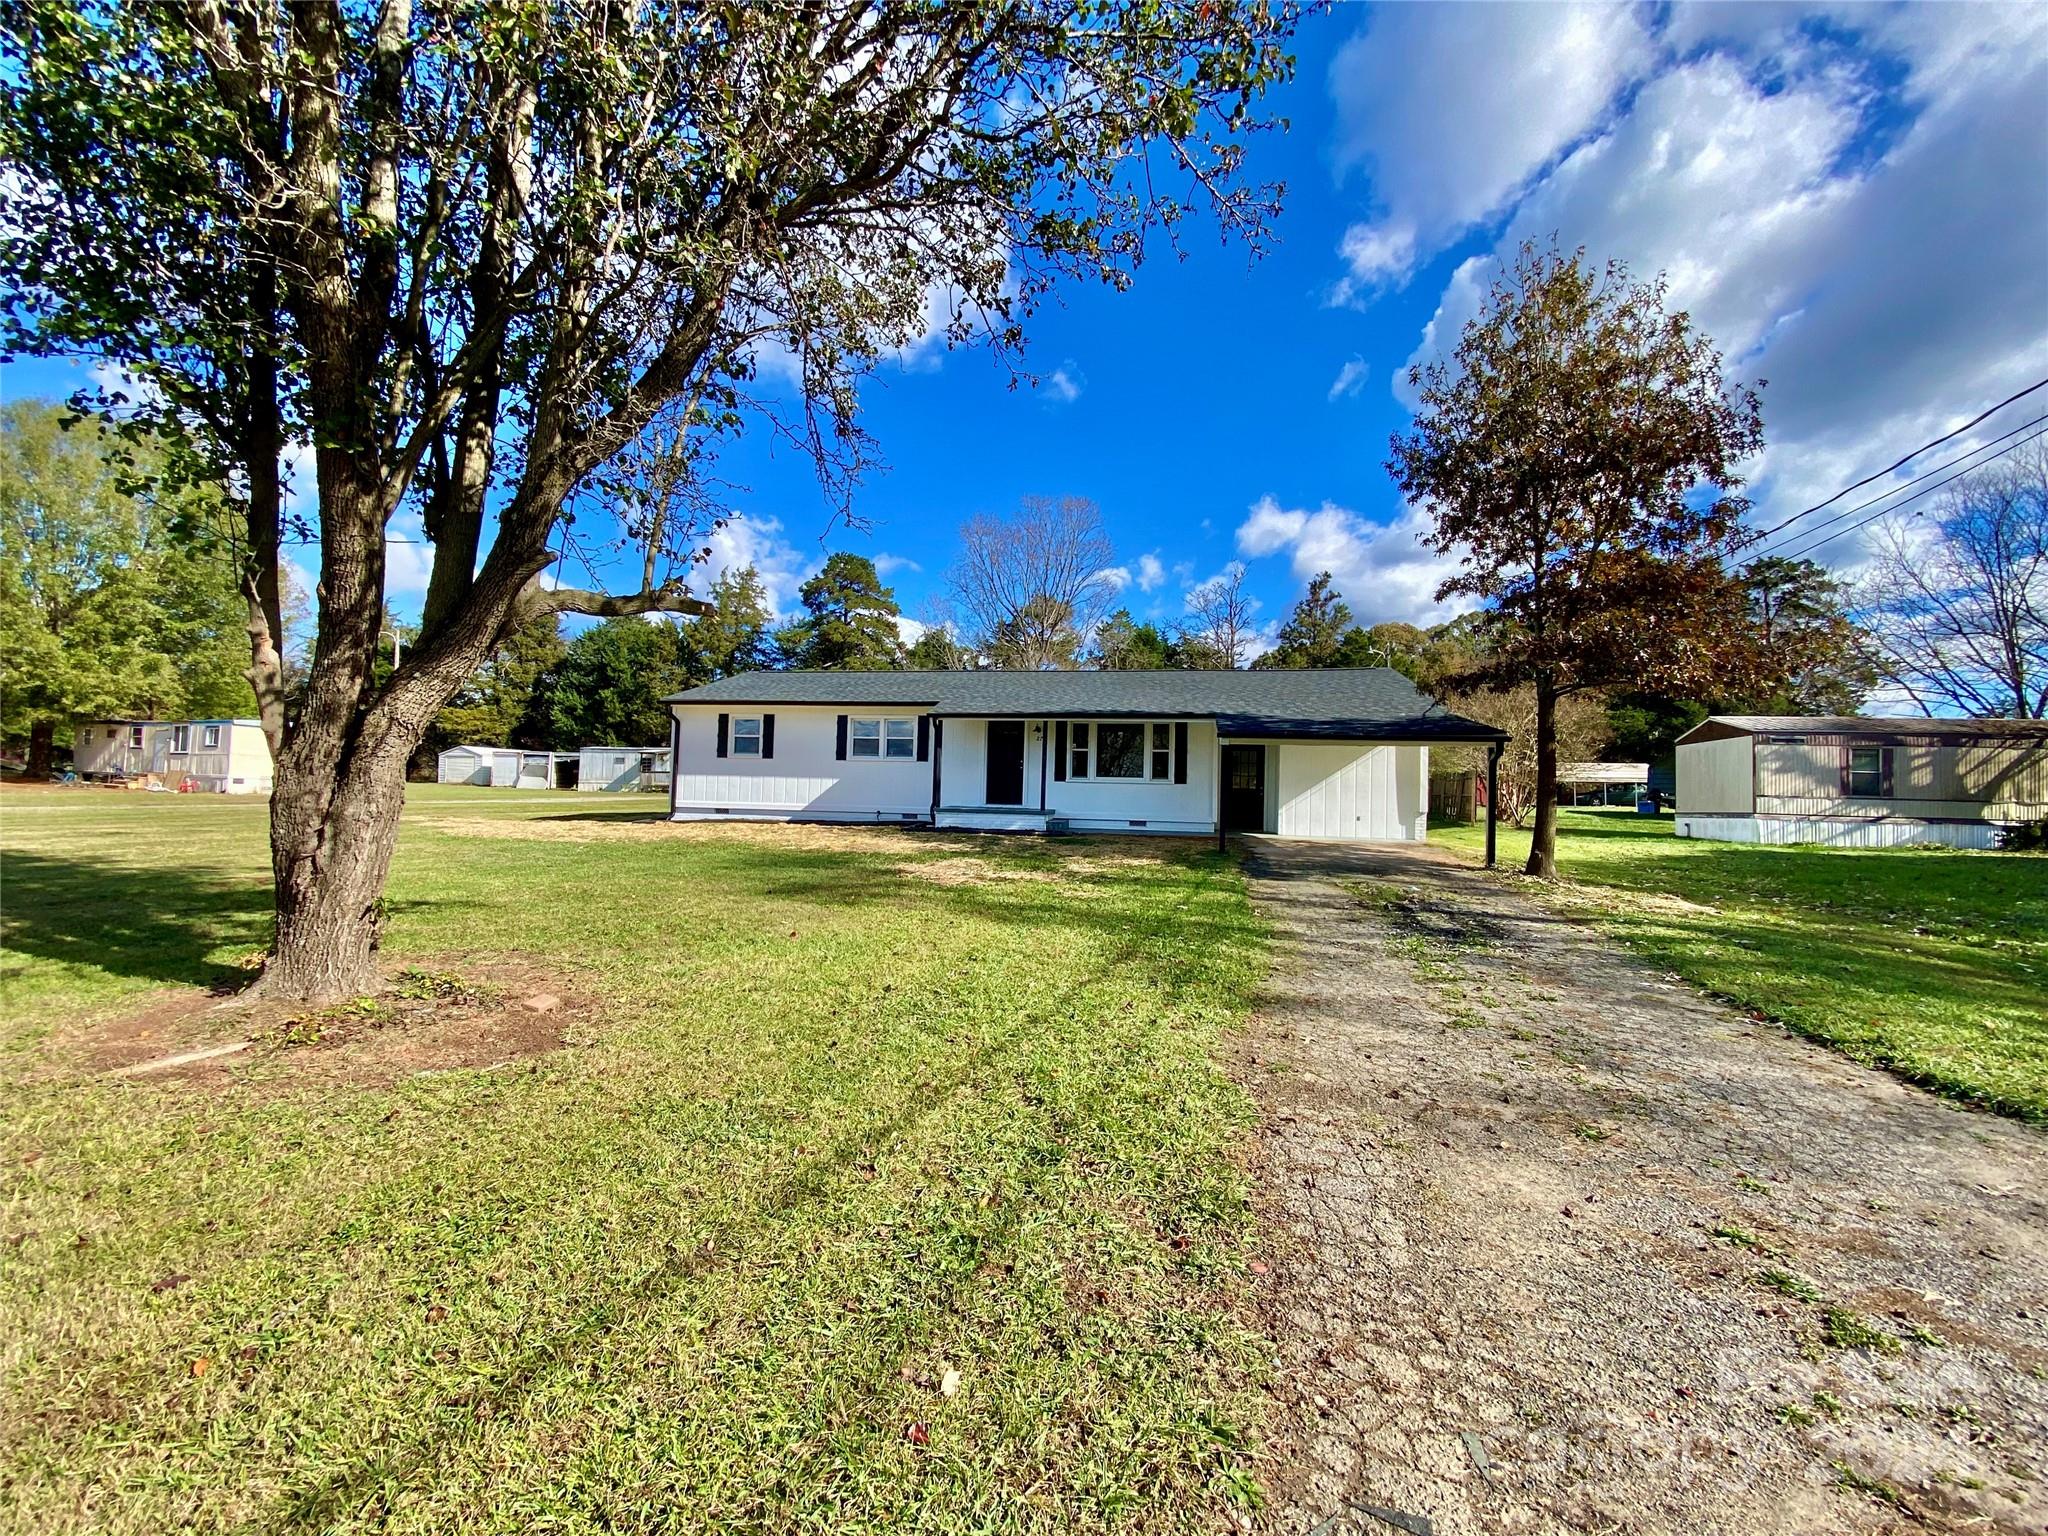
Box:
1136, 553, 1166, 593
693, 513, 820, 622
1328, 1, 1653, 287
1371, 5, 2048, 574
1326, 356, 1369, 403
1235, 494, 1461, 627
875, 552, 922, 577
382, 509, 435, 602
1042, 363, 1083, 404
893, 614, 929, 646
1096, 565, 1132, 592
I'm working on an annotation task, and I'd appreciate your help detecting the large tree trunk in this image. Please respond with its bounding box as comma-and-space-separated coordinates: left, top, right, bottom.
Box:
1524, 679, 1560, 879
27, 720, 55, 779
259, 736, 414, 1001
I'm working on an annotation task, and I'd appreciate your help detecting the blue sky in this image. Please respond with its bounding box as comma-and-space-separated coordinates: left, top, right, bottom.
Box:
7, 2, 2045, 652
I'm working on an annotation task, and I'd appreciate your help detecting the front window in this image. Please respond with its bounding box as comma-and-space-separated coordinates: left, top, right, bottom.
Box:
1847, 745, 1890, 797
850, 716, 916, 760
732, 716, 763, 756
129, 725, 144, 749
1068, 720, 1176, 780
202, 724, 221, 749
170, 725, 191, 753
1094, 722, 1146, 779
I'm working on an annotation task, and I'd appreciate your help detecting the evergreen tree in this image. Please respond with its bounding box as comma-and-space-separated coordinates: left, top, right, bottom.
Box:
777, 554, 905, 671
547, 617, 695, 747
1089, 609, 1173, 669
906, 624, 972, 669
690, 565, 777, 679
1256, 572, 1353, 668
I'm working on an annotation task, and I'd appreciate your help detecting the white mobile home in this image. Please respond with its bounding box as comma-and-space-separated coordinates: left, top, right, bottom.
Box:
436, 745, 565, 788
663, 669, 1507, 851
576, 745, 672, 792
1676, 716, 2048, 848
73, 718, 274, 793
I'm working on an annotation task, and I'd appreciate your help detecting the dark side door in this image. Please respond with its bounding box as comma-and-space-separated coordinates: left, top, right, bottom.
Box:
1220, 744, 1266, 832
985, 721, 1026, 805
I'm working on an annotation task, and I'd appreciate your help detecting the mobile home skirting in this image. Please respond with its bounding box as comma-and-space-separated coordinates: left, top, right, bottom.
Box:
1674, 813, 2004, 849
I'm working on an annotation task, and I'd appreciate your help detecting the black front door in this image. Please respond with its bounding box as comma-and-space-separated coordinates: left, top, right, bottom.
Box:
1220, 744, 1266, 832
985, 721, 1026, 805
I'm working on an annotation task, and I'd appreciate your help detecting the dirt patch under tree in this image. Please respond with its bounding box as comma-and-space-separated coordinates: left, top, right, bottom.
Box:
50, 954, 586, 1092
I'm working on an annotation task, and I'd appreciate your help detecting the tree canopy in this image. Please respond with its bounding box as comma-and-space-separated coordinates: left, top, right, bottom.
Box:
0, 401, 256, 772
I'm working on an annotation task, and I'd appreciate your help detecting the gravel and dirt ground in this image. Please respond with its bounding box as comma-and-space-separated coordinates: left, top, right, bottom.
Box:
1240, 838, 2048, 1536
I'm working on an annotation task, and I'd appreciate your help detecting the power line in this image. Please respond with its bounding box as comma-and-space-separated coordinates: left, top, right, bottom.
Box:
1743, 412, 2048, 562
1743, 374, 2048, 545
1768, 424, 2048, 565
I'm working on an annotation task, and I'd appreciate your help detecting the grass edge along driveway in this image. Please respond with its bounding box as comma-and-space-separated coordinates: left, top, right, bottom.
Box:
1434, 809, 2048, 1124
0, 790, 1274, 1534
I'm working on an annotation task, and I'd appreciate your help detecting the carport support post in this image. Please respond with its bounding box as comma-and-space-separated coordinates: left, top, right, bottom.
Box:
1485, 740, 1503, 869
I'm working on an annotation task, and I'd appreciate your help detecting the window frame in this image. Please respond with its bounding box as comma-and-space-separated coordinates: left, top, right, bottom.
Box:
731, 715, 764, 757
1846, 744, 1891, 798
848, 715, 916, 762
201, 724, 222, 750
129, 724, 145, 749
169, 724, 192, 754
1068, 719, 1175, 783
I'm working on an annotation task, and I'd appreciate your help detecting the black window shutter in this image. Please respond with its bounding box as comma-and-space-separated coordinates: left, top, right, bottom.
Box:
762, 714, 776, 760
1053, 722, 1067, 781
1173, 722, 1189, 784
835, 714, 848, 760
716, 712, 729, 758
916, 716, 930, 761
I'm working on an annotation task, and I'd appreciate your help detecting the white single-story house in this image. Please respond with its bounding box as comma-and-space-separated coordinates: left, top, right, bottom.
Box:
1675, 715, 2048, 848
73, 718, 274, 793
576, 745, 672, 792
435, 745, 565, 789
663, 668, 1510, 856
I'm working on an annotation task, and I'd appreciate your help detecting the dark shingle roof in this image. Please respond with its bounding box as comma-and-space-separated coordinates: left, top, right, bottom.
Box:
667, 669, 1507, 742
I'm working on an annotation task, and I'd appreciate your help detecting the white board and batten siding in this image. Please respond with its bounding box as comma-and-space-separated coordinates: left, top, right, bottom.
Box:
672, 705, 933, 823
1273, 741, 1427, 841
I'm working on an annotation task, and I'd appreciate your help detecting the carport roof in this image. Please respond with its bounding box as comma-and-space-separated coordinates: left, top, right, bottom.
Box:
666, 668, 1508, 743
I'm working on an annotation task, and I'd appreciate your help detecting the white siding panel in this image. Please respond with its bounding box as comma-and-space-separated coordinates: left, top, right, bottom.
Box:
1272, 742, 1425, 841
672, 705, 933, 820
1675, 814, 2003, 849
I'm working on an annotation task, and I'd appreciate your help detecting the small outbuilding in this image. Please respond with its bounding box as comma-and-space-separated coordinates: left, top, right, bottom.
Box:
1675, 715, 2048, 848
73, 718, 274, 793
576, 745, 672, 792
1558, 761, 1650, 807
436, 746, 565, 789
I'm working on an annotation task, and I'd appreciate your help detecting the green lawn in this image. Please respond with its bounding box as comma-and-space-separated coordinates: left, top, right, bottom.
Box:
0, 787, 1269, 1533
1435, 809, 2048, 1122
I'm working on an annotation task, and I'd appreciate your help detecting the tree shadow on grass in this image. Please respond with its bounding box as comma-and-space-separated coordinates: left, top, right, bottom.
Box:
0, 850, 461, 995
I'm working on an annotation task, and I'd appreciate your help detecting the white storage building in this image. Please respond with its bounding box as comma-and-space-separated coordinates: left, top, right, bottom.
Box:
436, 745, 565, 789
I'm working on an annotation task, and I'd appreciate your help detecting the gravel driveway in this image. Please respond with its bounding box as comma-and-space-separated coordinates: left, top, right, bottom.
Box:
1239, 837, 2047, 1536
